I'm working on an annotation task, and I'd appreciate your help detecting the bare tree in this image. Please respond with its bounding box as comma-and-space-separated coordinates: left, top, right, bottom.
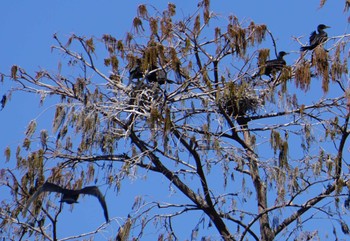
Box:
1, 1, 350, 240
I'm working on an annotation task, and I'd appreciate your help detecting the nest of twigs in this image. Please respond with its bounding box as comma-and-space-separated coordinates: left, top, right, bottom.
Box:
222, 81, 261, 117
128, 82, 163, 115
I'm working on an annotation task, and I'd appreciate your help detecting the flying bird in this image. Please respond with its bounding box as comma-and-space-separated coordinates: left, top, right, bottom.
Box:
300, 24, 330, 51
23, 182, 109, 223
262, 51, 289, 77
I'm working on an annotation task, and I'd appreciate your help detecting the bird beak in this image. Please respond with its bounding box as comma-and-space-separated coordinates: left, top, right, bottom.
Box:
325, 25, 331, 28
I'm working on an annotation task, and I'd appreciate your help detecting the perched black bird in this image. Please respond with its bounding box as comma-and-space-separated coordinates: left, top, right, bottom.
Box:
128, 58, 143, 85
263, 51, 289, 77
146, 65, 175, 85
300, 24, 330, 51
23, 182, 109, 223
128, 58, 175, 85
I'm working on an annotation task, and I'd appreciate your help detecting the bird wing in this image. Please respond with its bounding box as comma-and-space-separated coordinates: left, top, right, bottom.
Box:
80, 186, 109, 222
266, 59, 285, 67
22, 182, 64, 216
264, 59, 286, 76
309, 31, 317, 46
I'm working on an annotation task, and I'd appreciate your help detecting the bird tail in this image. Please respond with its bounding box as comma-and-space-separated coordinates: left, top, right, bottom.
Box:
300, 46, 311, 51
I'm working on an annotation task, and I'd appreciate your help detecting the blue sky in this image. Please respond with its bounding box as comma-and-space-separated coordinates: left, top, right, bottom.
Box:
0, 0, 348, 240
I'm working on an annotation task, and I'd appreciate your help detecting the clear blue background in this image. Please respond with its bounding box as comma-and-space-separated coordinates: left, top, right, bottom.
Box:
0, 0, 347, 240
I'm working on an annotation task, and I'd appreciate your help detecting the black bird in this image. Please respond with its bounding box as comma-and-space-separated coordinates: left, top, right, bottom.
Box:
128, 58, 175, 85
263, 51, 289, 77
128, 58, 143, 85
146, 65, 175, 85
23, 182, 109, 223
300, 24, 330, 51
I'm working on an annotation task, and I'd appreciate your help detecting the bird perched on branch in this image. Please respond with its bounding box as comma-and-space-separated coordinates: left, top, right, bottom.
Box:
128, 58, 143, 82
262, 51, 289, 77
146, 65, 175, 85
128, 58, 175, 85
23, 182, 109, 223
300, 24, 330, 51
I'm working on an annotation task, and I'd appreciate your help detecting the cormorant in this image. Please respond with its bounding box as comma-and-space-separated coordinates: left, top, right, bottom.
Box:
300, 24, 330, 51
263, 51, 289, 77
128, 59, 175, 85
146, 65, 175, 84
128, 58, 143, 84
23, 182, 109, 223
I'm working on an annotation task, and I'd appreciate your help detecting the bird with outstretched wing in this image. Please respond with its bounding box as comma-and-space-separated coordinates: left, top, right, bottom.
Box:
23, 182, 109, 223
